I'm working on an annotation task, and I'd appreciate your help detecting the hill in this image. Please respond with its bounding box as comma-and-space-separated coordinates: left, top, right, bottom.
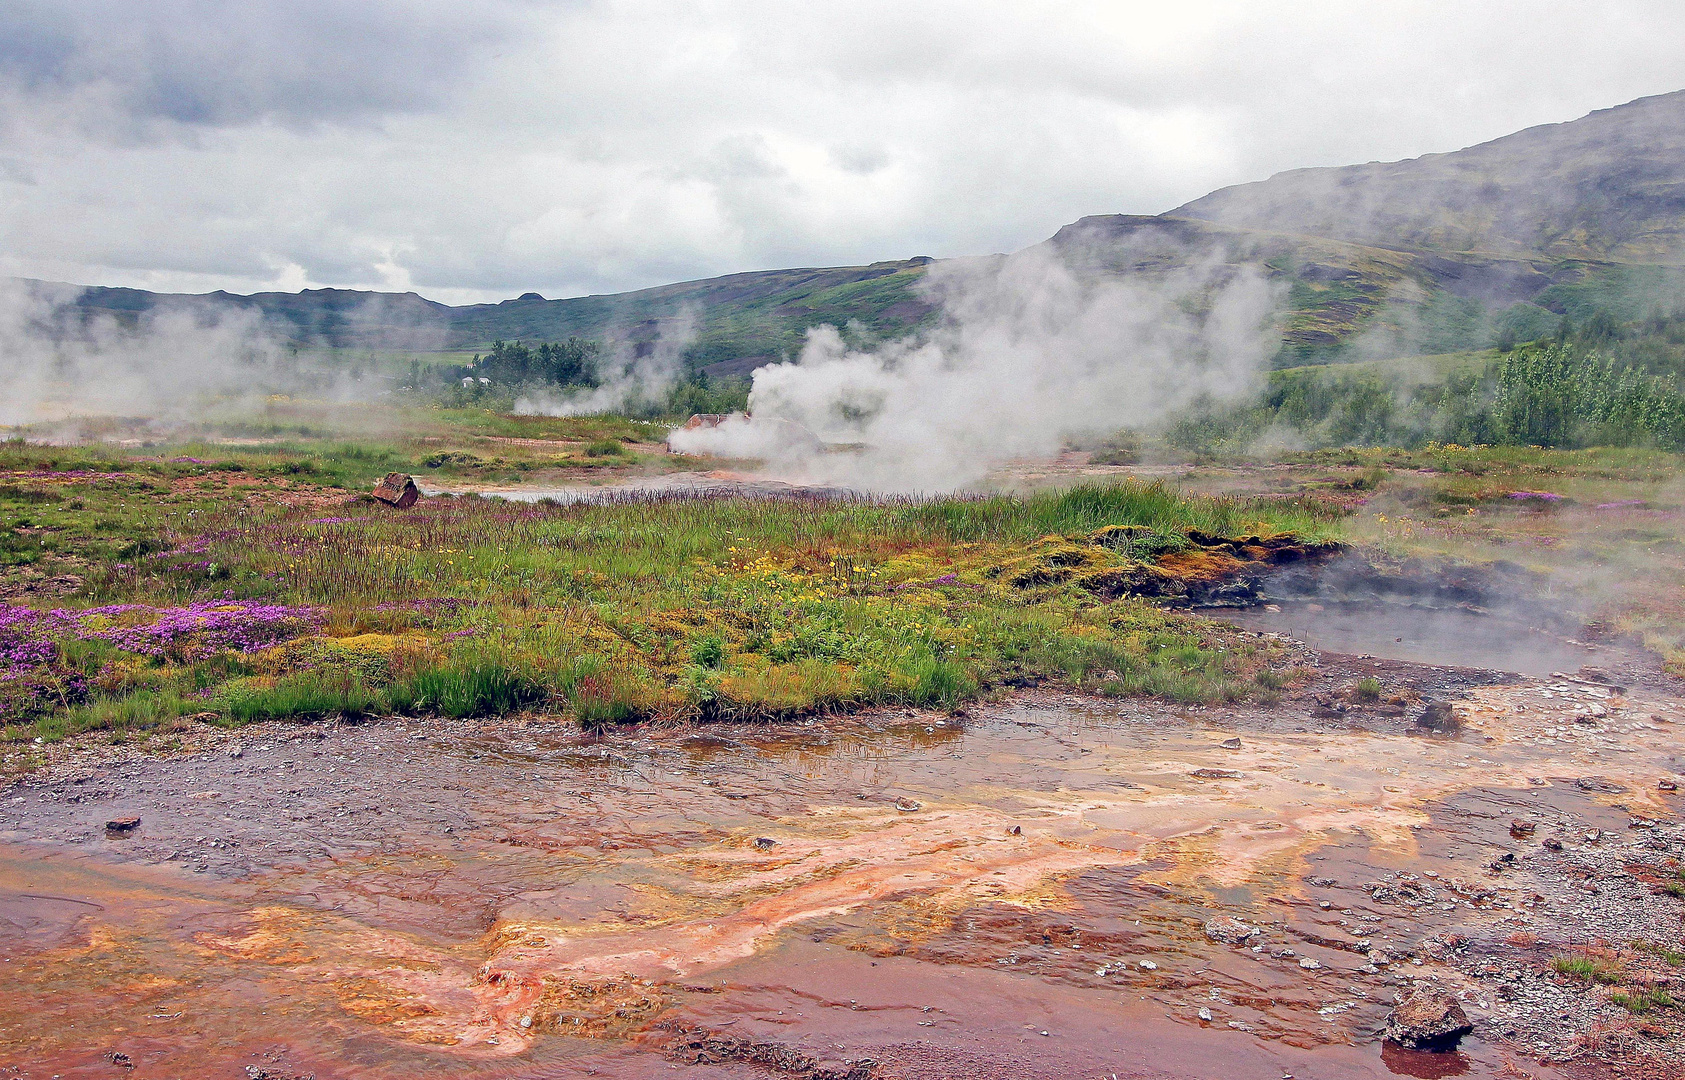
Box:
1171, 90, 1685, 266
28, 90, 1685, 372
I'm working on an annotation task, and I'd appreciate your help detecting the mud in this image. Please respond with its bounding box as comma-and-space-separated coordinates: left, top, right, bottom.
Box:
3, 651, 1684, 1079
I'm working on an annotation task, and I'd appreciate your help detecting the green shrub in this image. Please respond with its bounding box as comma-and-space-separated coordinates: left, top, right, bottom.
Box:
690, 634, 725, 669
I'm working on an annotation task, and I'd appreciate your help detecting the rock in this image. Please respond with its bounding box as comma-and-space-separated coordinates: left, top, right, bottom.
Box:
1509, 819, 1535, 838
1197, 1006, 1213, 1022
1662, 779, 1679, 792
1383, 988, 1473, 1050
371, 472, 420, 509
1007, 825, 1022, 835
1138, 960, 1158, 970
1203, 916, 1259, 945
1190, 768, 1243, 780
1542, 837, 1563, 852
1415, 701, 1459, 732
894, 798, 922, 812
1220, 737, 1242, 750
753, 837, 777, 851
104, 816, 140, 837
104, 1051, 134, 1069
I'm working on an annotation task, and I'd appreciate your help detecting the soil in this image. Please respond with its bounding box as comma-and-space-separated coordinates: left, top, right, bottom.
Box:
3, 638, 1684, 1080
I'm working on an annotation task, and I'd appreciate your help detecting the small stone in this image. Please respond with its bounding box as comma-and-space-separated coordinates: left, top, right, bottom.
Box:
227, 744, 243, 759
1542, 837, 1563, 852
895, 798, 922, 812
1007, 825, 1022, 835
1415, 701, 1459, 733
1197, 1007, 1214, 1022
1509, 819, 1535, 838
1138, 960, 1158, 970
1203, 916, 1259, 945
104, 816, 140, 837
1220, 737, 1242, 750
1661, 779, 1679, 792
1299, 957, 1322, 970
1384, 988, 1473, 1050
753, 837, 777, 850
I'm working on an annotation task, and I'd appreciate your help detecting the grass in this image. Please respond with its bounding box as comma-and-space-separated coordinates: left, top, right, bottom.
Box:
1551, 953, 1625, 984
1611, 988, 1676, 1015
0, 432, 1336, 745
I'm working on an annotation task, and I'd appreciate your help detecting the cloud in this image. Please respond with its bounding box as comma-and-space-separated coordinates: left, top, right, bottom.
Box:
0, 0, 518, 133
0, 1, 1681, 303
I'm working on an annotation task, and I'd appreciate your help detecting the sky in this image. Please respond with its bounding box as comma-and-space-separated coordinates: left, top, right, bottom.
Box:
1, 1, 1683, 306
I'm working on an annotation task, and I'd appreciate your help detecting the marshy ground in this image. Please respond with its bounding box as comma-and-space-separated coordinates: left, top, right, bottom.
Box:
3, 408, 1685, 1078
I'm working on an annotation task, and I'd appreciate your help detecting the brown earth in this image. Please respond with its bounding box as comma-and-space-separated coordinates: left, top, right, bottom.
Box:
3, 641, 1684, 1079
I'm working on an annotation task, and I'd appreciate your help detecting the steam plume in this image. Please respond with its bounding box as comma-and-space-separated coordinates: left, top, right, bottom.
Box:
670, 244, 1282, 490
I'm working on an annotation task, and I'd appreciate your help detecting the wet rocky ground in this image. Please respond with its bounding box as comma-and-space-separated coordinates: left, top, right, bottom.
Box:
2, 646, 1683, 1080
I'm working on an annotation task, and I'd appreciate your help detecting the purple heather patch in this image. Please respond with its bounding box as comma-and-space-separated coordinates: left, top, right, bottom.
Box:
3, 599, 324, 673
0, 605, 72, 677
73, 600, 323, 659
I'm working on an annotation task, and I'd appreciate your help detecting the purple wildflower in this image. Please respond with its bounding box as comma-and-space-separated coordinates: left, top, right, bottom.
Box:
73, 600, 323, 659
0, 605, 73, 677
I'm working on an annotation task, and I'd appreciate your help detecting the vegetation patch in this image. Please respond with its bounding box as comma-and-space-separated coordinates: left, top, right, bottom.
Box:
0, 443, 1336, 741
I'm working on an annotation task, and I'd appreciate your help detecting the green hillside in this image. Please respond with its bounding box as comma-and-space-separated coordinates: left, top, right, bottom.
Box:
40, 89, 1685, 375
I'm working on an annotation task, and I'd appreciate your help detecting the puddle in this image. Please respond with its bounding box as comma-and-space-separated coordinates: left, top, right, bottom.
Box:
1, 687, 1678, 1077
1227, 600, 1615, 675
420, 471, 857, 504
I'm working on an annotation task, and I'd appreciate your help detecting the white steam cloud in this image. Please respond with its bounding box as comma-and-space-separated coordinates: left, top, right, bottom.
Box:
669, 244, 1283, 490
513, 307, 699, 418
0, 279, 310, 428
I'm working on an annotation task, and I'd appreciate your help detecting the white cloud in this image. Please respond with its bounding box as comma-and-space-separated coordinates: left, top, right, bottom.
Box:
0, 0, 1681, 303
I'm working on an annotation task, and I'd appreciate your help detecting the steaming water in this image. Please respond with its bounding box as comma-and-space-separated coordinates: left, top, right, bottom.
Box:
1228, 601, 1620, 676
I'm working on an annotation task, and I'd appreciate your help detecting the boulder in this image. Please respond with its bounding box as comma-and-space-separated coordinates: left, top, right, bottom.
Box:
372, 472, 420, 509
1384, 988, 1473, 1050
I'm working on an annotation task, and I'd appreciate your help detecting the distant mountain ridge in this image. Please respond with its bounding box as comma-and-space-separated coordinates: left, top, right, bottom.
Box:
25, 88, 1685, 369
1169, 89, 1685, 266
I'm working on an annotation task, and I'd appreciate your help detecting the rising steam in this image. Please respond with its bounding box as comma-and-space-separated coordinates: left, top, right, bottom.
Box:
669, 243, 1283, 490
513, 307, 700, 418
0, 279, 335, 428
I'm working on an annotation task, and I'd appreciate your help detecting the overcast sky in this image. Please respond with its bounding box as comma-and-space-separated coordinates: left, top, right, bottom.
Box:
1, 1, 1682, 306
